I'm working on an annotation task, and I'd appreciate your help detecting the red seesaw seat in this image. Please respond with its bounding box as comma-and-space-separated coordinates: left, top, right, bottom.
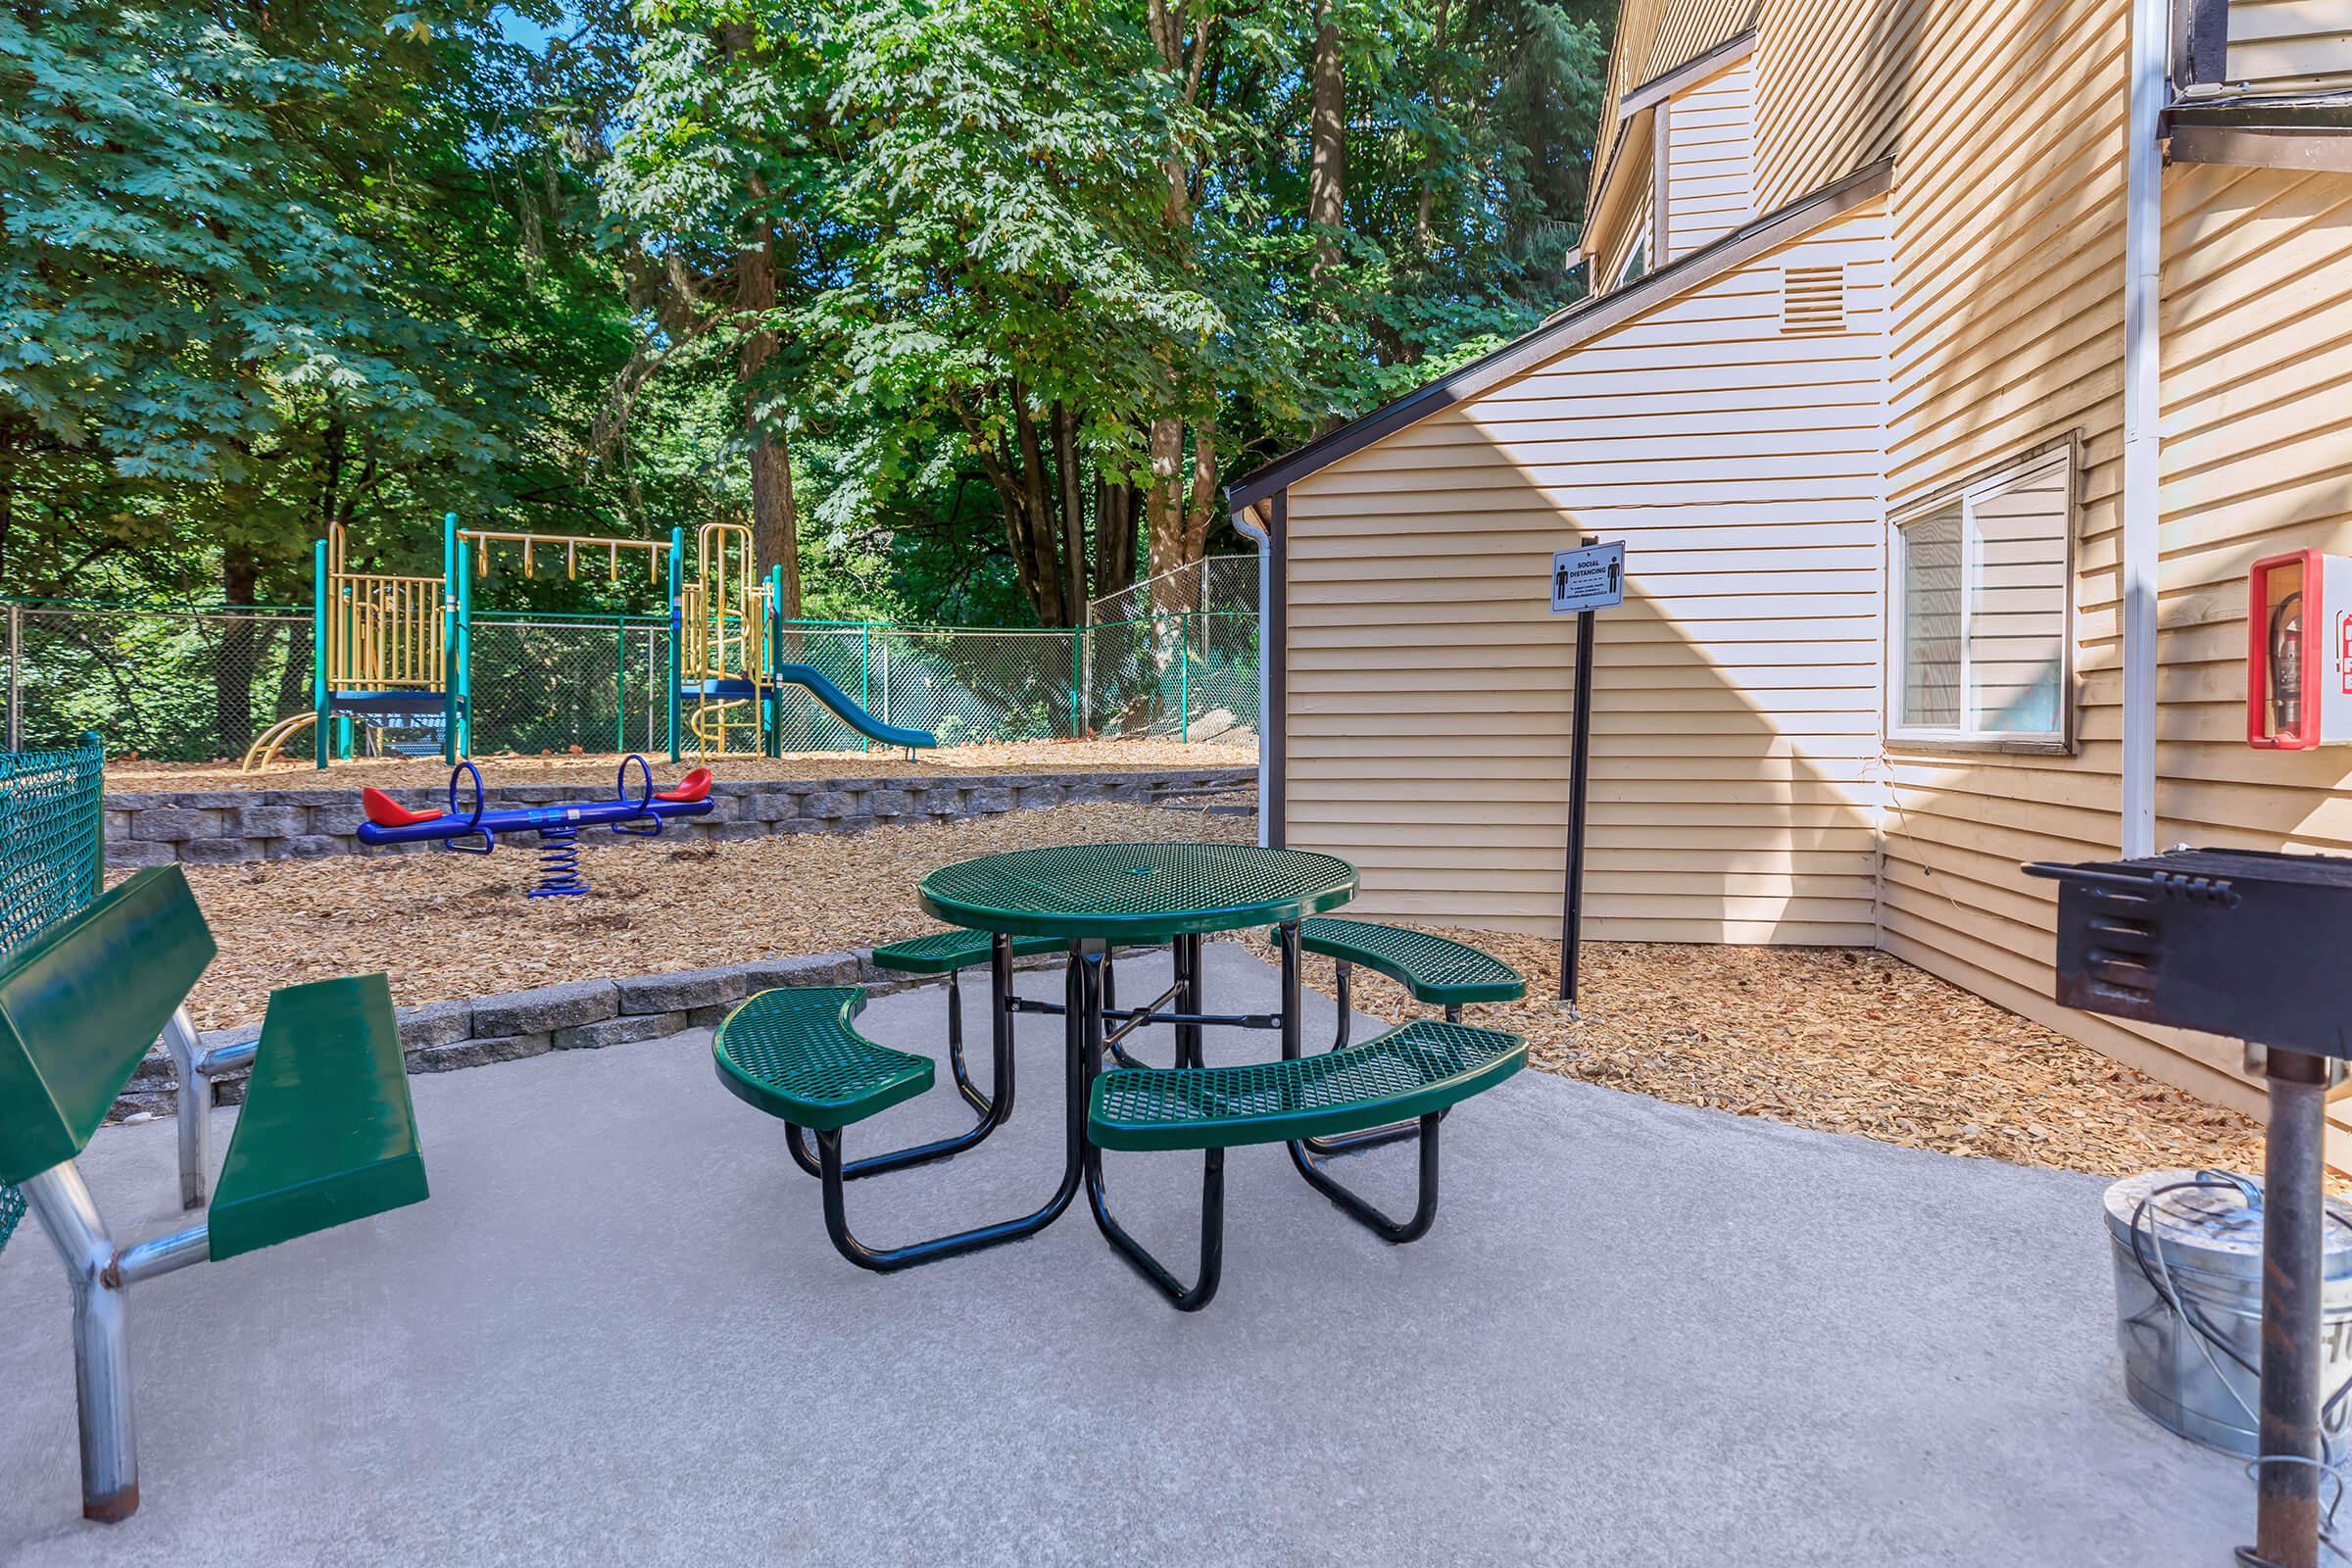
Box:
657, 767, 712, 804
361, 788, 445, 828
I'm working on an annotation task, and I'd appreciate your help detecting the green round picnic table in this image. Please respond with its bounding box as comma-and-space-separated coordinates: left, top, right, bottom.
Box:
917, 841, 1359, 942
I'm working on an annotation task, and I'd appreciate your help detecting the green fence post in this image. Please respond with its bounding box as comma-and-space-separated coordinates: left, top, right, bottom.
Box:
1179, 612, 1190, 744
313, 538, 330, 769
614, 615, 626, 755
858, 622, 871, 755
666, 526, 683, 763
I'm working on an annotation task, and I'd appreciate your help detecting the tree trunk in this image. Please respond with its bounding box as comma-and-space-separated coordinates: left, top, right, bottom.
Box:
1184, 421, 1217, 567
1416, 0, 1450, 255
1309, 0, 1347, 279
1052, 402, 1087, 621
1012, 392, 1067, 627
736, 220, 802, 616
1093, 474, 1139, 606
217, 548, 259, 760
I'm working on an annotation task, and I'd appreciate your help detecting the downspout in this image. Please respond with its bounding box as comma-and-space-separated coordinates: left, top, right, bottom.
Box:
2119, 0, 2168, 858
1230, 496, 1273, 850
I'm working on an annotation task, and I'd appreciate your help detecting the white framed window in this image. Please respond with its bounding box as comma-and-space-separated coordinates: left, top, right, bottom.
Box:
1616, 238, 1648, 290
1887, 446, 2075, 752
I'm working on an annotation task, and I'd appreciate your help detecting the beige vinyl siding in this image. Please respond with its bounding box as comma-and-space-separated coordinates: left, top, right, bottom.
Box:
1751, 0, 1912, 216
1853, 0, 2352, 1142
1663, 56, 1758, 262
1282, 205, 1891, 943
2227, 0, 2352, 89
1588, 0, 1760, 282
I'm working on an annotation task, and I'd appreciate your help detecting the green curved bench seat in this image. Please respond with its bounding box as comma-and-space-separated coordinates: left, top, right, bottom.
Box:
869, 928, 1064, 975
1088, 1018, 1526, 1152
208, 974, 427, 1260
1282, 918, 1526, 1006
713, 986, 933, 1131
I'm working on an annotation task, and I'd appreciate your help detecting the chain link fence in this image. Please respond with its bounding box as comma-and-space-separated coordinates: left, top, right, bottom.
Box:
0, 566, 1260, 763
10, 605, 311, 762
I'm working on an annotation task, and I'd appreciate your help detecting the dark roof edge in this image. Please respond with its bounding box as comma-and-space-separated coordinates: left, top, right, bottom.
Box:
1620, 28, 1758, 117
1582, 27, 1762, 268
1226, 157, 1894, 511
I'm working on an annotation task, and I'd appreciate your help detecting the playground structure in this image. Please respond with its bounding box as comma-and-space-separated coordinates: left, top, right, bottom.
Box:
357, 756, 715, 898
240, 518, 935, 772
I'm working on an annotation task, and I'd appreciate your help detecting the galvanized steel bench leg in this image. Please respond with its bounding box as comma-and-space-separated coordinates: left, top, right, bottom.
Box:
787, 938, 1020, 1183
23, 1163, 138, 1522
164, 1007, 209, 1210
1289, 1113, 1444, 1245
799, 945, 1088, 1269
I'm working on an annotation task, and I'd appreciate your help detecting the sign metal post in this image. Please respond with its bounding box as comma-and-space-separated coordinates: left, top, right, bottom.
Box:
1551, 537, 1624, 1010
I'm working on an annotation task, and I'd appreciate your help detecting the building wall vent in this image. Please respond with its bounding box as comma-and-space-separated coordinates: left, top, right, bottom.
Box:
1782, 265, 1846, 335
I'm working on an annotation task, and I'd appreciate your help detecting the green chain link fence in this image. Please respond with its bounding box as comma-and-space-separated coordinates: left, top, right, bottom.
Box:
0, 732, 105, 1255
0, 556, 1259, 762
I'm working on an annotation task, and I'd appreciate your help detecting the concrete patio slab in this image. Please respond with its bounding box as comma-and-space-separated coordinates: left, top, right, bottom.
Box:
0, 944, 2243, 1566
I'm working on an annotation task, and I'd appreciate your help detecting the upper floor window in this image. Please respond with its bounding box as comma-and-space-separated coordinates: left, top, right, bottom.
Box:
1888, 449, 2075, 751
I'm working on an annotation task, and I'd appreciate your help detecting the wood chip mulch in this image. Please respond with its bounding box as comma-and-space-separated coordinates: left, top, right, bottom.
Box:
152, 808, 2267, 1181
1314, 930, 2269, 1183
108, 737, 1258, 793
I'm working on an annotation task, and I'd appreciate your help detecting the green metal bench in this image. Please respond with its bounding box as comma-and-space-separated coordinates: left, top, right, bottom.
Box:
0, 864, 427, 1522
716, 982, 1083, 1272
1274, 917, 1526, 1159
1085, 1017, 1526, 1308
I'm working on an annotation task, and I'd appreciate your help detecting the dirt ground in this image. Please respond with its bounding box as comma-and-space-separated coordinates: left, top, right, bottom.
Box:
110, 737, 1258, 793
149, 799, 2268, 1181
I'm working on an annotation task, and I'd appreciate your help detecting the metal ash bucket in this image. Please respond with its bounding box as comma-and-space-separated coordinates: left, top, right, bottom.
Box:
2104, 1171, 2352, 1456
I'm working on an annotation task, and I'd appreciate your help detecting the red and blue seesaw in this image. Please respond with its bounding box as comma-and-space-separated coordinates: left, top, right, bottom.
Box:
357, 755, 715, 898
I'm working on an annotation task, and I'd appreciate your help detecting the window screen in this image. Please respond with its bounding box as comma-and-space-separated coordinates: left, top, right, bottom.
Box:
1890, 451, 2071, 745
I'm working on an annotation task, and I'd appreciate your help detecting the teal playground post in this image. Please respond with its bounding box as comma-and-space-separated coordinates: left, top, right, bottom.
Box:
766, 564, 785, 758
441, 513, 461, 763
614, 615, 627, 755
454, 527, 473, 759
312, 538, 330, 769
858, 623, 872, 755
665, 526, 683, 763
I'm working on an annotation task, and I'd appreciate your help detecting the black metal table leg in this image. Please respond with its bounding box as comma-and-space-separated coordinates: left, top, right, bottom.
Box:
1175, 933, 1204, 1067
1083, 940, 1226, 1309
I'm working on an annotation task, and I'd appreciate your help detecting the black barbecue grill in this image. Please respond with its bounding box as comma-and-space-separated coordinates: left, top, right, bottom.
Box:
2028, 848, 2352, 1568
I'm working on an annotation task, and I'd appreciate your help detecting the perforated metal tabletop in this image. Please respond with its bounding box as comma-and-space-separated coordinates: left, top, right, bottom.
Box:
918, 843, 1358, 941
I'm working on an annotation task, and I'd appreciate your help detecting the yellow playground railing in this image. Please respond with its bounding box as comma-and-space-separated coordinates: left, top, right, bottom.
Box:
679, 521, 769, 760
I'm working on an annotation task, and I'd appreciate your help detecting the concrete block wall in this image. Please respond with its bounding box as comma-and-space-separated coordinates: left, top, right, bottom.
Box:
101, 767, 1255, 867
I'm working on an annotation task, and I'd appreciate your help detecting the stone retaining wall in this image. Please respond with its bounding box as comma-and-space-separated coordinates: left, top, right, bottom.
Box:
102, 766, 1255, 867
118, 945, 1039, 1122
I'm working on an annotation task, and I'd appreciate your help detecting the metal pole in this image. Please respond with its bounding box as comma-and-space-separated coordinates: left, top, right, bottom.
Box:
2254, 1047, 2330, 1568
2120, 0, 2165, 860
21, 1162, 137, 1521
1559, 534, 1598, 1009
441, 513, 460, 765
1180, 612, 1191, 744
614, 616, 626, 756
859, 623, 872, 755
665, 526, 683, 763
313, 538, 331, 769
